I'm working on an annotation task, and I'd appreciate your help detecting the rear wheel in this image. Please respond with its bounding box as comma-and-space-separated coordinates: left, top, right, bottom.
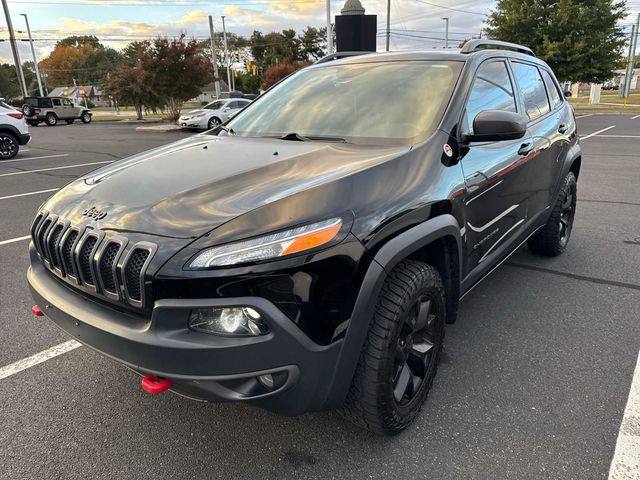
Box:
0, 133, 19, 159
45, 113, 58, 126
342, 259, 445, 435
528, 171, 577, 256
80, 112, 91, 124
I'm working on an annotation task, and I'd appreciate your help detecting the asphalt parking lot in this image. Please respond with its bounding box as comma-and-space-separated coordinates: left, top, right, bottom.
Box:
0, 117, 639, 480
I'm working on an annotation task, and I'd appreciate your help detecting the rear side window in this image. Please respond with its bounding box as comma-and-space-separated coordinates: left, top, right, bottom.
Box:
52, 99, 61, 106
512, 62, 550, 121
463, 61, 517, 134
41, 98, 53, 108
541, 69, 562, 110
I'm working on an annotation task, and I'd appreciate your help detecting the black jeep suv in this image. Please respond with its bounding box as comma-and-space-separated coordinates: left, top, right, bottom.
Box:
28, 40, 580, 435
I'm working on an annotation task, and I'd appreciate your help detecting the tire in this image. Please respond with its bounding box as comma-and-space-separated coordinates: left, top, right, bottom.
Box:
80, 112, 91, 124
22, 104, 34, 117
27, 120, 39, 127
65, 119, 74, 125
208, 117, 221, 129
45, 113, 58, 126
528, 171, 577, 256
342, 259, 446, 435
0, 133, 19, 160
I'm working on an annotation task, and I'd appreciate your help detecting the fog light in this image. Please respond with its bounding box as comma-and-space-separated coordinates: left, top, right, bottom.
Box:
188, 307, 268, 336
258, 374, 274, 389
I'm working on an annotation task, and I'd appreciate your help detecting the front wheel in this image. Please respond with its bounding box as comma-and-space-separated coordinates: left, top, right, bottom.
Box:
207, 117, 221, 130
342, 259, 446, 435
0, 133, 19, 159
528, 171, 577, 256
80, 112, 91, 124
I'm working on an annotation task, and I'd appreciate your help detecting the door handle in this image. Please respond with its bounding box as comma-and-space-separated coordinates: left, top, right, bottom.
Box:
558, 124, 568, 134
518, 142, 533, 156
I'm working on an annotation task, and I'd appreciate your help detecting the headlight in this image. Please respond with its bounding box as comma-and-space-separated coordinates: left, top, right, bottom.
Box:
188, 217, 343, 269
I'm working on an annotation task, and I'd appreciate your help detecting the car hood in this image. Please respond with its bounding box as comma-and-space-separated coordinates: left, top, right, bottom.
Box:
182, 109, 207, 117
42, 135, 410, 239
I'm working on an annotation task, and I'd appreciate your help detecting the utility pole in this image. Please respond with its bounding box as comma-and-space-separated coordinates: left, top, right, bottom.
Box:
385, 0, 391, 52
326, 0, 332, 55
1, 0, 27, 97
442, 17, 449, 49
20, 14, 44, 97
622, 15, 639, 103
208, 15, 221, 99
221, 15, 232, 94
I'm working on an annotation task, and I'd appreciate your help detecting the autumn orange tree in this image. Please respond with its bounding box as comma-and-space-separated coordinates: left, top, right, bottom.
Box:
39, 36, 122, 87
260, 60, 309, 90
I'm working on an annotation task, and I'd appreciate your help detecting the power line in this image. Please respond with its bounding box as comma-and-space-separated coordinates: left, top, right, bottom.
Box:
410, 0, 489, 17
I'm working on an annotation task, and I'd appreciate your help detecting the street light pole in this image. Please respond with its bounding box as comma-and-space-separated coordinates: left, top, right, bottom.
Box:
1, 0, 27, 97
20, 13, 44, 97
442, 17, 449, 49
386, 0, 391, 52
208, 15, 221, 99
221, 15, 232, 94
326, 0, 332, 55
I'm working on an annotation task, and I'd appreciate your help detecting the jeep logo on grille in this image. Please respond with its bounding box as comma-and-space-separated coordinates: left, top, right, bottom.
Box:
82, 206, 108, 220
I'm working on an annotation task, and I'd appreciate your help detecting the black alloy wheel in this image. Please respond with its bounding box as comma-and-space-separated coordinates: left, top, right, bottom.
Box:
392, 295, 440, 406
0, 133, 18, 159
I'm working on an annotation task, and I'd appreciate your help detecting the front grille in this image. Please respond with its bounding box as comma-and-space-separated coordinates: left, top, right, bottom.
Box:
124, 249, 150, 301
31, 211, 155, 309
100, 242, 120, 294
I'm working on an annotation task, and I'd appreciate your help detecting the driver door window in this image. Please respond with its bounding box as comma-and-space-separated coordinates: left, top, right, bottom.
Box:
63, 99, 73, 106
52, 99, 61, 107
462, 61, 517, 135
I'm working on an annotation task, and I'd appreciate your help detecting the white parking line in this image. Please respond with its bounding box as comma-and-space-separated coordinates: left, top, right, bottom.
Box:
580, 125, 616, 140
0, 160, 110, 178
0, 340, 82, 381
632, 114, 640, 120
594, 135, 640, 139
0, 235, 31, 246
575, 114, 593, 119
609, 350, 640, 479
0, 188, 59, 201
0, 154, 69, 164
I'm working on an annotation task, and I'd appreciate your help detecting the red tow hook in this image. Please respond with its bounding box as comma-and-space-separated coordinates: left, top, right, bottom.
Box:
141, 375, 173, 395
31, 305, 44, 317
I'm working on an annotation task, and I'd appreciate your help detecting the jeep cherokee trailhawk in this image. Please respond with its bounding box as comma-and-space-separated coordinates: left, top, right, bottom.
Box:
28, 40, 580, 435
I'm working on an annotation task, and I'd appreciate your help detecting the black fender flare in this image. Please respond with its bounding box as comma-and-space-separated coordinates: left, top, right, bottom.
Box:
322, 214, 462, 409
561, 142, 581, 179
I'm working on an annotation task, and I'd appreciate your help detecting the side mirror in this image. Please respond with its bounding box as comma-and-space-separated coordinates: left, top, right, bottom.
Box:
563, 90, 572, 98
465, 110, 527, 142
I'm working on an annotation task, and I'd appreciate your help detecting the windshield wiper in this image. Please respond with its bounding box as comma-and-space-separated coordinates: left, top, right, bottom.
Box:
279, 132, 345, 143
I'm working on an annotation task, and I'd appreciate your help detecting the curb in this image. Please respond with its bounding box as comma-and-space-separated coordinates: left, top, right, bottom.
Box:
135, 123, 183, 132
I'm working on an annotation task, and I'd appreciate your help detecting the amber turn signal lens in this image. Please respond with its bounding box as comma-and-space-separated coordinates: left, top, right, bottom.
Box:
281, 223, 342, 255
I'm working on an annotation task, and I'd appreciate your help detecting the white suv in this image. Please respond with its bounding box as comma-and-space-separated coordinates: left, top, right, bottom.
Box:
0, 99, 30, 160
179, 98, 252, 130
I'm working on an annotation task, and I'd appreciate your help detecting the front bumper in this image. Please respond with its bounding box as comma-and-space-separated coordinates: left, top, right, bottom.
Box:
28, 260, 344, 415
179, 117, 207, 129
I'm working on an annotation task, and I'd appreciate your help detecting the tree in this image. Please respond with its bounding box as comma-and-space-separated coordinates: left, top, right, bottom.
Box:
300, 26, 327, 60
0, 64, 20, 99
146, 36, 212, 121
39, 36, 123, 87
105, 41, 157, 120
485, 0, 627, 83
261, 60, 308, 90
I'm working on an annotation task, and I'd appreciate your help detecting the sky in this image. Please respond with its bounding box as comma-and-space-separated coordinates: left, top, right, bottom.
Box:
1, 0, 640, 66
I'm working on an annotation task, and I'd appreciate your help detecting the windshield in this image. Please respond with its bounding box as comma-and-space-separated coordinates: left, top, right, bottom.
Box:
205, 101, 226, 110
227, 60, 462, 145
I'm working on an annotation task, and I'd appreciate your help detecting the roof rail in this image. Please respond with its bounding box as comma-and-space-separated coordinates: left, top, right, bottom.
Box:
460, 39, 535, 57
314, 51, 371, 64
